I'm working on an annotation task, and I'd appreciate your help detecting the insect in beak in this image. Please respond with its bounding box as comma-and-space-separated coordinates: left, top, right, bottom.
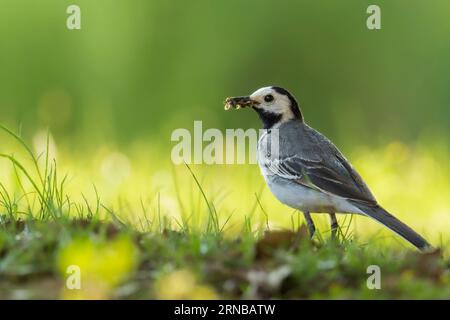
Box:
224, 96, 259, 110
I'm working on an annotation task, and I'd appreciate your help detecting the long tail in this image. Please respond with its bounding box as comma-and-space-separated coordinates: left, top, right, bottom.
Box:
352, 203, 431, 251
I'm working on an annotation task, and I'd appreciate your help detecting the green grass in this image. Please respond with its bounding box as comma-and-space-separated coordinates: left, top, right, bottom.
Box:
0, 125, 449, 299
0, 216, 449, 299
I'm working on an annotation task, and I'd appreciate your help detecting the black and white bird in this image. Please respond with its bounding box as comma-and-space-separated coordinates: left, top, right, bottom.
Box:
225, 86, 431, 251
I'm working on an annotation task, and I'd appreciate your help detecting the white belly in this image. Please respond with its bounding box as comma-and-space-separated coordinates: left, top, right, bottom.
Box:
264, 175, 364, 215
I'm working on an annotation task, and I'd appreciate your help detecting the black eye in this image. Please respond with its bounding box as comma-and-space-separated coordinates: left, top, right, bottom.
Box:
264, 94, 274, 103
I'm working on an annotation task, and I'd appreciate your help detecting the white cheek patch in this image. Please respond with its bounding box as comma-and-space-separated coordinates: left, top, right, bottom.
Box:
261, 97, 292, 115
269, 104, 288, 113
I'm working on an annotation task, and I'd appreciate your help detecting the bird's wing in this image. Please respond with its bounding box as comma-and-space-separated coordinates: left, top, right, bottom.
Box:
264, 124, 377, 205
265, 155, 376, 205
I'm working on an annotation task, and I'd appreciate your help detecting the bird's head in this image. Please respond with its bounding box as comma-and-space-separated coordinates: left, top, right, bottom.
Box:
224, 86, 303, 129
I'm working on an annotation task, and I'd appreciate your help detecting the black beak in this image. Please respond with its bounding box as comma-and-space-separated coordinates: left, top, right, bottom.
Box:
224, 96, 259, 110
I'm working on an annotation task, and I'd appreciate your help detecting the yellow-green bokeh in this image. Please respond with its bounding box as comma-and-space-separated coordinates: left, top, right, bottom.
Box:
0, 1, 449, 252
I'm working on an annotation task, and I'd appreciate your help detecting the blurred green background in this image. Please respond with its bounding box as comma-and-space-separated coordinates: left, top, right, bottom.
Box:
0, 1, 449, 247
1, 0, 449, 147
1, 1, 450, 300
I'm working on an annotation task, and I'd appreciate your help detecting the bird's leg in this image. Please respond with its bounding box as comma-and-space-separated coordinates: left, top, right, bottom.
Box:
303, 211, 316, 239
329, 212, 338, 240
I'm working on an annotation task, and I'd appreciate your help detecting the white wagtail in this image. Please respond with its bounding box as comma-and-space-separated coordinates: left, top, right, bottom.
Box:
224, 86, 431, 251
